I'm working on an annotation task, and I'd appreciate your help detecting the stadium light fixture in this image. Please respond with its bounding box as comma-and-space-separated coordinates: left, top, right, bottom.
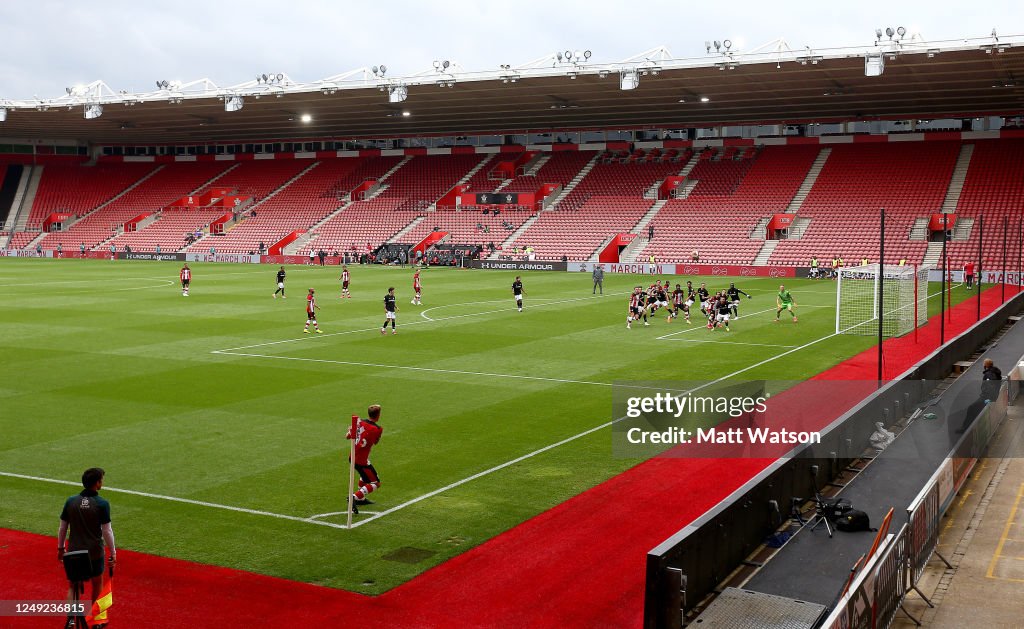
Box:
388, 84, 408, 103
300, 113, 312, 123
224, 95, 244, 112
84, 104, 103, 120
619, 70, 639, 90
865, 51, 885, 76
402, 110, 411, 117
699, 96, 710, 103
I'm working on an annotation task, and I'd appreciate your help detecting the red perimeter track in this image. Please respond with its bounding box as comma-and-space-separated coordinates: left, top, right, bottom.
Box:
1, 285, 1013, 628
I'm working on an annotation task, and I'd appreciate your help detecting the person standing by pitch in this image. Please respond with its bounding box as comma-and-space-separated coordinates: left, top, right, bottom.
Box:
58, 468, 116, 612
592, 265, 604, 295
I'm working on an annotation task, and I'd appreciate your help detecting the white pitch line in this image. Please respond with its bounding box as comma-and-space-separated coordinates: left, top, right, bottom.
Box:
0, 471, 349, 530
215, 351, 615, 387
662, 338, 799, 348
347, 415, 628, 528
214, 291, 628, 353
655, 304, 831, 340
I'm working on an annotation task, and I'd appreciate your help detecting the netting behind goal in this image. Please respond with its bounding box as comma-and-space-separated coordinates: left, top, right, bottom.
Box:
836, 264, 930, 337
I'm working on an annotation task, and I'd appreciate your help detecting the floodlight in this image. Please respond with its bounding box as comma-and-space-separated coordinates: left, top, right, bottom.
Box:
865, 51, 885, 76
885, 27, 894, 38
584, 50, 592, 60
565, 50, 572, 60
380, 65, 387, 73
224, 95, 244, 112
556, 52, 563, 61
433, 60, 440, 69
896, 26, 906, 38
276, 73, 284, 81
699, 96, 710, 103
262, 74, 269, 82
402, 111, 411, 117
714, 40, 721, 51
875, 28, 883, 39
0, 108, 7, 122
619, 70, 639, 90
388, 85, 408, 103
372, 66, 380, 75
300, 114, 312, 123
723, 39, 732, 50
84, 104, 103, 120
442, 60, 449, 69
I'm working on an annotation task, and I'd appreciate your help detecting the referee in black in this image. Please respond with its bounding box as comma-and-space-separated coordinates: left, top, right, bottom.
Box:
58, 467, 116, 609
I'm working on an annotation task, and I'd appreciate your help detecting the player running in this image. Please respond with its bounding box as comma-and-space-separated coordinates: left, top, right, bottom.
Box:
346, 404, 384, 513
668, 283, 690, 323
696, 283, 710, 315
512, 276, 525, 312
304, 288, 322, 333
179, 263, 191, 296
775, 285, 798, 323
627, 286, 644, 329
382, 287, 399, 335
411, 270, 422, 305
713, 295, 732, 331
726, 282, 751, 318
339, 265, 351, 298
273, 266, 286, 298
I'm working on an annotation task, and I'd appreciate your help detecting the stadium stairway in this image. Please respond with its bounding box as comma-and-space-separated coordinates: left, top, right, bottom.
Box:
546, 152, 601, 208
489, 212, 542, 259
939, 143, 975, 212
784, 147, 830, 213
2, 165, 35, 234
619, 199, 668, 263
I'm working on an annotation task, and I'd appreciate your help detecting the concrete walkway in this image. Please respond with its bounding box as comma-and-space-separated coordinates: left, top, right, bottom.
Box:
895, 400, 1024, 629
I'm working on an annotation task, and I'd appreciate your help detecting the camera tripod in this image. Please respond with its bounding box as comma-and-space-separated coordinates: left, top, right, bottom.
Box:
791, 494, 835, 538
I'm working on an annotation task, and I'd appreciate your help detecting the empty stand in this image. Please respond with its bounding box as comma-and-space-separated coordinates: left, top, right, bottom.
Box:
768, 142, 958, 266
25, 163, 156, 230
397, 209, 531, 248
38, 162, 233, 250
946, 139, 1024, 270
186, 158, 374, 254
638, 146, 818, 264
302, 155, 483, 254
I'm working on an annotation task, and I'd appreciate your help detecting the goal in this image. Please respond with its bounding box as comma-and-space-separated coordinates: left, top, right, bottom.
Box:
835, 264, 930, 337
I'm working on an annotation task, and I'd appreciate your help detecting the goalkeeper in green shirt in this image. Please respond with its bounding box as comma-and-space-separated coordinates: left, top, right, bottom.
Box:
775, 285, 798, 323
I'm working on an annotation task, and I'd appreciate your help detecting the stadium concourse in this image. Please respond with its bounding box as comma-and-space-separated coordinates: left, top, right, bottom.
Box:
0, 285, 1011, 627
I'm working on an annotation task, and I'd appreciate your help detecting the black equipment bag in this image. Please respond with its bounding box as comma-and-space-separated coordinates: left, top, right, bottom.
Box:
835, 509, 876, 532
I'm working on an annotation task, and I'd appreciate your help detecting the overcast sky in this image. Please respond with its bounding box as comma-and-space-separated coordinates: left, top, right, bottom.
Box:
1, 1, 1020, 99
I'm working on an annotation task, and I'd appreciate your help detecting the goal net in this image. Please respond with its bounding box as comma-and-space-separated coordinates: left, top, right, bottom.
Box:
836, 264, 930, 337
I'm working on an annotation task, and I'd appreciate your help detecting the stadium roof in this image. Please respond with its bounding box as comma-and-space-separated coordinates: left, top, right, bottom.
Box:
2, 35, 1023, 144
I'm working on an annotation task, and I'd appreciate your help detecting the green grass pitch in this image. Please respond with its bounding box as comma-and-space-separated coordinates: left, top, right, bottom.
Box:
0, 258, 971, 593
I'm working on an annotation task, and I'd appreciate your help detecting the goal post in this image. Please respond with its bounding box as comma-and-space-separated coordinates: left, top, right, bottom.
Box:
836, 264, 930, 337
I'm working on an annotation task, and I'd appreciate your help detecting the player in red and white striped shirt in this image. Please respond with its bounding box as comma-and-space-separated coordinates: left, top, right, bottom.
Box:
411, 270, 422, 305
179, 264, 191, 297
339, 266, 351, 299
304, 288, 322, 334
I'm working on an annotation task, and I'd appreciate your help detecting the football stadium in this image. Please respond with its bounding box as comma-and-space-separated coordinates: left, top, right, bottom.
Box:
2, 5, 1024, 628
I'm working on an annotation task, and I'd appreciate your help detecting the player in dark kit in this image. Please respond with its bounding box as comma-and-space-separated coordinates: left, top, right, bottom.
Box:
714, 295, 733, 331
347, 404, 384, 513
179, 263, 191, 296
273, 266, 286, 298
382, 287, 398, 335
304, 288, 322, 333
696, 283, 710, 314
725, 282, 751, 318
512, 276, 525, 312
